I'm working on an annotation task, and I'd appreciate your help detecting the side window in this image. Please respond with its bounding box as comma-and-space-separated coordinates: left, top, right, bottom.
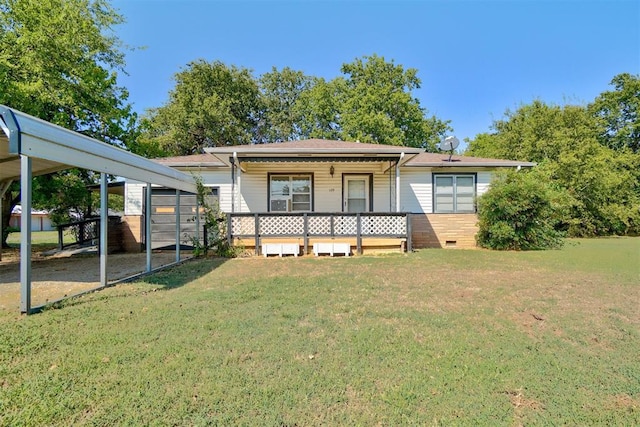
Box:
434, 175, 476, 213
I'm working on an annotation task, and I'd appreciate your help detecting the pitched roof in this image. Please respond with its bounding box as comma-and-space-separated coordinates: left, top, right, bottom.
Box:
405, 152, 536, 168
153, 153, 226, 167
204, 139, 424, 155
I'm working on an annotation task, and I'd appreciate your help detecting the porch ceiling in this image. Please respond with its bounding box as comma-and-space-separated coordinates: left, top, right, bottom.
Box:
237, 155, 403, 163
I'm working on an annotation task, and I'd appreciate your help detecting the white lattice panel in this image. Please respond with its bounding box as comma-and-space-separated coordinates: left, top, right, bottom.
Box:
260, 216, 304, 235
308, 216, 331, 234
231, 216, 255, 235
333, 216, 357, 235
362, 216, 406, 235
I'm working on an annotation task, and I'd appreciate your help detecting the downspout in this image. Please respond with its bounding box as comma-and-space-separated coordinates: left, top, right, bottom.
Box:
395, 152, 404, 212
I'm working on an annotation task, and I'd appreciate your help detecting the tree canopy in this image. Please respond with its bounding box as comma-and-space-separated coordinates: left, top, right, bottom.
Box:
590, 73, 640, 153
139, 60, 262, 155
0, 0, 133, 247
140, 55, 451, 155
467, 80, 640, 238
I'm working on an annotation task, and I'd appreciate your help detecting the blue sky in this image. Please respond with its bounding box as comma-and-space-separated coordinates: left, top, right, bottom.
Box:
112, 0, 639, 147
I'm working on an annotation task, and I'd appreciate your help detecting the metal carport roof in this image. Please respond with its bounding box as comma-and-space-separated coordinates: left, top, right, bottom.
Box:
0, 105, 199, 314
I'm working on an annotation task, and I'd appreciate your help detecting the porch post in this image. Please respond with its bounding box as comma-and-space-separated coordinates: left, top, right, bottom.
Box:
99, 173, 107, 287
230, 158, 235, 213
20, 155, 32, 314
406, 213, 412, 252
303, 213, 309, 255
226, 213, 232, 247
395, 153, 404, 212
254, 213, 259, 255
356, 213, 362, 255
145, 182, 152, 272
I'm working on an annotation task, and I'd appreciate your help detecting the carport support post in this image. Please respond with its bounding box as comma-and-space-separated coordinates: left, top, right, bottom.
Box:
99, 173, 107, 287
20, 155, 32, 314
0, 180, 12, 262
175, 189, 180, 262
146, 183, 152, 272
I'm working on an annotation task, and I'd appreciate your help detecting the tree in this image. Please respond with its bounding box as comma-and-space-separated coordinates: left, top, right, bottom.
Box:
0, 0, 134, 248
338, 55, 449, 149
257, 66, 313, 142
590, 73, 640, 153
467, 99, 640, 237
141, 60, 262, 155
295, 77, 345, 141
476, 169, 567, 250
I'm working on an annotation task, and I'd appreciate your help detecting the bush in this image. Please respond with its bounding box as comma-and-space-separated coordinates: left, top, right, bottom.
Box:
476, 169, 567, 250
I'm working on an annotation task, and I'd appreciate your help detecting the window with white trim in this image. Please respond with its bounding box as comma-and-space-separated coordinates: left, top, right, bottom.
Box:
269, 174, 312, 212
434, 174, 476, 213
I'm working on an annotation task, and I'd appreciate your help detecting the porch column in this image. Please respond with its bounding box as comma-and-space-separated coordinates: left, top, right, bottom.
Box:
99, 173, 107, 287
235, 152, 242, 213
20, 155, 32, 314
395, 152, 404, 212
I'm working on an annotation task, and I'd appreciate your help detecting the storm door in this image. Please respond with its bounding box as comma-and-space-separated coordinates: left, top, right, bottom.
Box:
344, 175, 370, 212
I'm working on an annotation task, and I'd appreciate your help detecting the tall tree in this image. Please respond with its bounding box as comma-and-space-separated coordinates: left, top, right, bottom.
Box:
338, 54, 450, 149
0, 0, 134, 247
590, 73, 640, 153
141, 60, 261, 155
295, 77, 345, 141
467, 100, 640, 236
257, 66, 312, 142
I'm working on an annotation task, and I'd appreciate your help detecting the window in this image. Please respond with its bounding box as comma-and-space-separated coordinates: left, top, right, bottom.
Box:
269, 174, 312, 212
434, 174, 476, 213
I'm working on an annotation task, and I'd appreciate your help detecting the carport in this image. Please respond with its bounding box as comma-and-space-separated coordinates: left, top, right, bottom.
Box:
0, 105, 199, 314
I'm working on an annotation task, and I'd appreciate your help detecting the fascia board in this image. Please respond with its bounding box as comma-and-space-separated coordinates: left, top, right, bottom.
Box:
13, 110, 198, 193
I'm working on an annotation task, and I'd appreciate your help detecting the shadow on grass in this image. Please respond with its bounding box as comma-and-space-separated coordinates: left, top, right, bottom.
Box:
41, 256, 229, 312
136, 256, 228, 290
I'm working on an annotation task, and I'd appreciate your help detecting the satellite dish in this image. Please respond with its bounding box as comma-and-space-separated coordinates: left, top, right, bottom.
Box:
438, 136, 460, 152
438, 136, 459, 161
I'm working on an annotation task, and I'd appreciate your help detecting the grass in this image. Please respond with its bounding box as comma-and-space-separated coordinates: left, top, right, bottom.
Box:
1, 238, 638, 425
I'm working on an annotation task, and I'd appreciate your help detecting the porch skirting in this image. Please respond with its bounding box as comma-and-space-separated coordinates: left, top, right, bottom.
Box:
410, 213, 479, 249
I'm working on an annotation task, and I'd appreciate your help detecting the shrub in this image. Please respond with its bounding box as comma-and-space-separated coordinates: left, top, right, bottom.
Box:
476, 169, 567, 250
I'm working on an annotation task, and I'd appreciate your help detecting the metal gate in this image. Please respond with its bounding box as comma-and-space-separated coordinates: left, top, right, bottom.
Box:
146, 187, 219, 249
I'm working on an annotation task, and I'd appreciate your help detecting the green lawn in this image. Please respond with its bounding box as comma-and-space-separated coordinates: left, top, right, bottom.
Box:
1, 238, 638, 425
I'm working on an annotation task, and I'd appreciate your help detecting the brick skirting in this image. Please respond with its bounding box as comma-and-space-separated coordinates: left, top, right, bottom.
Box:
411, 213, 479, 249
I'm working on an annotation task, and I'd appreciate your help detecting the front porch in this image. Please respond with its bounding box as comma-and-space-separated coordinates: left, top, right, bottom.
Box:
227, 212, 411, 256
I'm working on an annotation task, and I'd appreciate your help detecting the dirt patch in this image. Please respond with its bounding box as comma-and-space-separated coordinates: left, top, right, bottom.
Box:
0, 249, 189, 311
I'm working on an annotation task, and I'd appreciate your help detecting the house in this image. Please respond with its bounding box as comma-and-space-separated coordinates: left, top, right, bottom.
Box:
9, 205, 54, 232
123, 139, 534, 254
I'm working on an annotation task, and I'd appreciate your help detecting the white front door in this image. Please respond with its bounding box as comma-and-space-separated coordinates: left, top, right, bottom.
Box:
344, 176, 369, 212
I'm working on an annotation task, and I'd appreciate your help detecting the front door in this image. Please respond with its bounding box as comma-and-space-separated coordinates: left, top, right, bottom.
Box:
344, 175, 370, 212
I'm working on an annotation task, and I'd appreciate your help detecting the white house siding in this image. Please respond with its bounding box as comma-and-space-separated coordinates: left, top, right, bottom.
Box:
125, 181, 144, 215
476, 171, 493, 197
196, 170, 233, 212
399, 168, 496, 214
232, 161, 396, 213
400, 169, 432, 213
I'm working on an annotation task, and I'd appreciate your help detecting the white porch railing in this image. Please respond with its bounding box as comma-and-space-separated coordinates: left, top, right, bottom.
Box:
227, 212, 412, 255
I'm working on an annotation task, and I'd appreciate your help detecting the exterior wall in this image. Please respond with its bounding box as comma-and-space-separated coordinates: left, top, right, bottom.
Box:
122, 165, 497, 252
411, 213, 479, 249
9, 214, 54, 231
400, 169, 432, 213
121, 215, 143, 252
233, 161, 395, 213
125, 181, 144, 216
